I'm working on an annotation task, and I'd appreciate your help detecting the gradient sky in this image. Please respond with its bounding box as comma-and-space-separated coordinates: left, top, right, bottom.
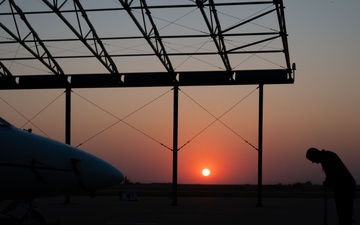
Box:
1, 0, 360, 185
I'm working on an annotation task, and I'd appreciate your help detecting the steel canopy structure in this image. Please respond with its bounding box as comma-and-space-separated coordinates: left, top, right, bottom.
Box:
0, 0, 294, 87
0, 0, 295, 206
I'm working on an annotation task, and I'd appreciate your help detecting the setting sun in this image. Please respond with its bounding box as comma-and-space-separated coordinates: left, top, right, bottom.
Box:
202, 168, 211, 177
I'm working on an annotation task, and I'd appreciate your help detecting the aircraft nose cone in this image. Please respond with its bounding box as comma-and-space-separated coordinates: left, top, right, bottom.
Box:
79, 156, 124, 191
93, 162, 124, 188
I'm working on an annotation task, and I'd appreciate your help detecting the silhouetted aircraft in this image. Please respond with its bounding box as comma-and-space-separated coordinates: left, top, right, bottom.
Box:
0, 117, 124, 224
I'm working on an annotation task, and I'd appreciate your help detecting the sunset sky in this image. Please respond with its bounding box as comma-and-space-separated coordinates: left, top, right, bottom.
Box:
1, 0, 360, 185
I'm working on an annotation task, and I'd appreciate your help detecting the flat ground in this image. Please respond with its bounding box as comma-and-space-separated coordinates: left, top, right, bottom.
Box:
2, 196, 359, 225
1, 185, 359, 225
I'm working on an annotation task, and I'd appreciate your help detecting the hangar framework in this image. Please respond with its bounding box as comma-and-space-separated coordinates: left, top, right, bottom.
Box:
0, 0, 295, 206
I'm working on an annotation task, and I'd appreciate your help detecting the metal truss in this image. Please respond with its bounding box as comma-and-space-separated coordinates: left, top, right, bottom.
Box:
119, 0, 174, 74
274, 0, 291, 70
41, 0, 120, 75
0, 61, 12, 76
196, 0, 232, 72
0, 0, 64, 76
0, 0, 295, 89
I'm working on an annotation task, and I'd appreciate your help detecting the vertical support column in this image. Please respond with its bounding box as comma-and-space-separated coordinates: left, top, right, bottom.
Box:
172, 84, 179, 206
65, 87, 71, 204
257, 84, 264, 207
65, 87, 71, 145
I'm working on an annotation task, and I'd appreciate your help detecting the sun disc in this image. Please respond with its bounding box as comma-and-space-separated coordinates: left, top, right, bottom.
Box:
202, 168, 210, 176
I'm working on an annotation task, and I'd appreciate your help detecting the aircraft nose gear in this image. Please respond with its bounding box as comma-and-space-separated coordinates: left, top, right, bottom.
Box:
71, 158, 95, 197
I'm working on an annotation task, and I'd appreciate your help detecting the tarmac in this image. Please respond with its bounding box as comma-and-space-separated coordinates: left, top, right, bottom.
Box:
2, 195, 359, 225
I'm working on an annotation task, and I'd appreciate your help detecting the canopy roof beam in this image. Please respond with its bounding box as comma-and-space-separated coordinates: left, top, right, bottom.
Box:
274, 0, 291, 70
196, 0, 232, 72
119, 0, 174, 74
0, 0, 64, 76
0, 61, 12, 77
42, 0, 120, 75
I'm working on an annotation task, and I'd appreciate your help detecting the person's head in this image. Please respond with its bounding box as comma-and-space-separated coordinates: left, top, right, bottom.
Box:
306, 148, 321, 164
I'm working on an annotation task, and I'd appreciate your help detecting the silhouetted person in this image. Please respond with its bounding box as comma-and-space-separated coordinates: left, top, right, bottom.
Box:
306, 148, 356, 225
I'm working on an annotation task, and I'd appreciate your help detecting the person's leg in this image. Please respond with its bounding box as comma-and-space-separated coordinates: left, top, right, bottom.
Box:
334, 189, 354, 225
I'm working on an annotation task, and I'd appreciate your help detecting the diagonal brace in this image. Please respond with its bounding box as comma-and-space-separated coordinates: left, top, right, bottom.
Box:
196, 0, 232, 72
42, 0, 120, 75
1, 0, 64, 75
119, 0, 174, 73
274, 0, 291, 70
0, 61, 12, 76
